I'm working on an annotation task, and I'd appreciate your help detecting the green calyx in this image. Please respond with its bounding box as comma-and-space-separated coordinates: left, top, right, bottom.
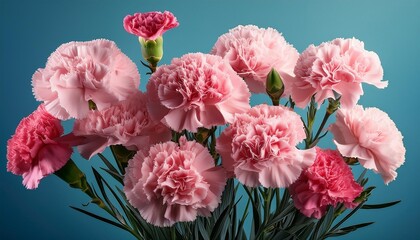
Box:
139, 36, 163, 68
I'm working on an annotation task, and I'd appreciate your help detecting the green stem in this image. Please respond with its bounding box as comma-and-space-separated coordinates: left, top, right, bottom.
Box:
171, 226, 176, 240
263, 188, 273, 224
311, 111, 331, 144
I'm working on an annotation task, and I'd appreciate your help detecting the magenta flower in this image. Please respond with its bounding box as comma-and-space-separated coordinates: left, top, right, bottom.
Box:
32, 39, 140, 120
211, 25, 299, 93
216, 104, 316, 188
72, 92, 171, 160
124, 137, 227, 227
290, 38, 387, 109
330, 105, 405, 184
123, 11, 179, 40
289, 148, 363, 219
6, 105, 73, 189
146, 53, 251, 132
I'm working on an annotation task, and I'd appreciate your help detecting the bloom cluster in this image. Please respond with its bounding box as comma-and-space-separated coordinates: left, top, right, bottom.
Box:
6, 10, 406, 239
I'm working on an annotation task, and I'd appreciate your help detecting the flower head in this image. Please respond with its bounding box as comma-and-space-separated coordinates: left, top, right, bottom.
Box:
216, 104, 316, 188
211, 25, 299, 93
147, 53, 251, 132
330, 105, 405, 184
123, 11, 179, 40
73, 92, 171, 160
290, 38, 387, 109
124, 137, 227, 227
6, 105, 72, 189
32, 39, 140, 120
289, 148, 363, 219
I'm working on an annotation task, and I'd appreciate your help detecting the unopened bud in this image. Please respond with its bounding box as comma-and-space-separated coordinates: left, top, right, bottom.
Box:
327, 97, 341, 115
266, 68, 284, 106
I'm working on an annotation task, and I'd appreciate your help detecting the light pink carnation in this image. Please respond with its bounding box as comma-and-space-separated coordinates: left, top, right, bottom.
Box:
216, 104, 316, 188
291, 38, 387, 109
32, 39, 140, 120
6, 105, 72, 189
124, 137, 227, 227
73, 92, 171, 160
289, 148, 363, 219
147, 53, 251, 132
330, 105, 405, 184
211, 25, 299, 93
123, 11, 179, 40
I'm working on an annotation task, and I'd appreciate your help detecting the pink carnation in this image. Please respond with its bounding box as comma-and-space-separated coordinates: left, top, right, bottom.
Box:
123, 11, 179, 40
124, 137, 227, 227
147, 53, 251, 132
216, 104, 316, 188
73, 92, 171, 160
6, 105, 72, 189
330, 105, 405, 184
211, 25, 299, 93
289, 148, 363, 219
32, 39, 140, 120
290, 38, 387, 109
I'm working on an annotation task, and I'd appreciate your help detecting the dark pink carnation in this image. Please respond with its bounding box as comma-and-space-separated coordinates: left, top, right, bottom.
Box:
147, 53, 251, 132
290, 38, 387, 109
330, 105, 405, 184
289, 148, 363, 219
32, 39, 140, 120
73, 92, 171, 159
211, 25, 299, 93
123, 11, 179, 40
216, 104, 316, 188
124, 137, 227, 227
6, 105, 72, 189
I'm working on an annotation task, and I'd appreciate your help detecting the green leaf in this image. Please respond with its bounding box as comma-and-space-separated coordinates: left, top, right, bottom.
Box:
243, 186, 261, 236
100, 167, 124, 185
98, 153, 124, 185
91, 168, 126, 224
70, 206, 127, 231
263, 204, 295, 233
362, 200, 401, 209
329, 201, 366, 233
110, 145, 135, 174
197, 218, 210, 240
209, 206, 231, 240
325, 222, 374, 238
298, 222, 315, 240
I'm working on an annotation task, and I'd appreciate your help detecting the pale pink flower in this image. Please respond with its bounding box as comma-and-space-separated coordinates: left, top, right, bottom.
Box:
216, 104, 316, 188
211, 25, 299, 93
289, 148, 363, 219
147, 53, 251, 132
124, 137, 226, 227
32, 39, 140, 120
330, 105, 405, 184
73, 92, 171, 160
291, 38, 387, 109
123, 11, 179, 40
6, 105, 72, 189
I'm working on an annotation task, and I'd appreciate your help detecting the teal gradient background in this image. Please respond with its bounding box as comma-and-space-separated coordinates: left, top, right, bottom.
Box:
1, 0, 419, 239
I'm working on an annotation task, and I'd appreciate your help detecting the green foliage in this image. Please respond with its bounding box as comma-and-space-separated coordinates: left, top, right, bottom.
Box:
56, 103, 401, 240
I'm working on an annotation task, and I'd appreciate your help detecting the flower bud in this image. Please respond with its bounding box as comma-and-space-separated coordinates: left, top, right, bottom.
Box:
327, 97, 341, 115
266, 68, 284, 106
54, 159, 106, 209
139, 36, 163, 71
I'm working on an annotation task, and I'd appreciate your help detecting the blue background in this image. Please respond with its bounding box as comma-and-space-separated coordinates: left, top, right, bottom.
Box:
1, 0, 419, 239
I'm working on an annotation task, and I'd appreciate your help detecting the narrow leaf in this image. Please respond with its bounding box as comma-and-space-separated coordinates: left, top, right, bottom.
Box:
70, 206, 127, 231
362, 200, 401, 209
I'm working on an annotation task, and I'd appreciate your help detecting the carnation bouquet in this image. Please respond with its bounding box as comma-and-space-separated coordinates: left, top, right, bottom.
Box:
6, 11, 405, 240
